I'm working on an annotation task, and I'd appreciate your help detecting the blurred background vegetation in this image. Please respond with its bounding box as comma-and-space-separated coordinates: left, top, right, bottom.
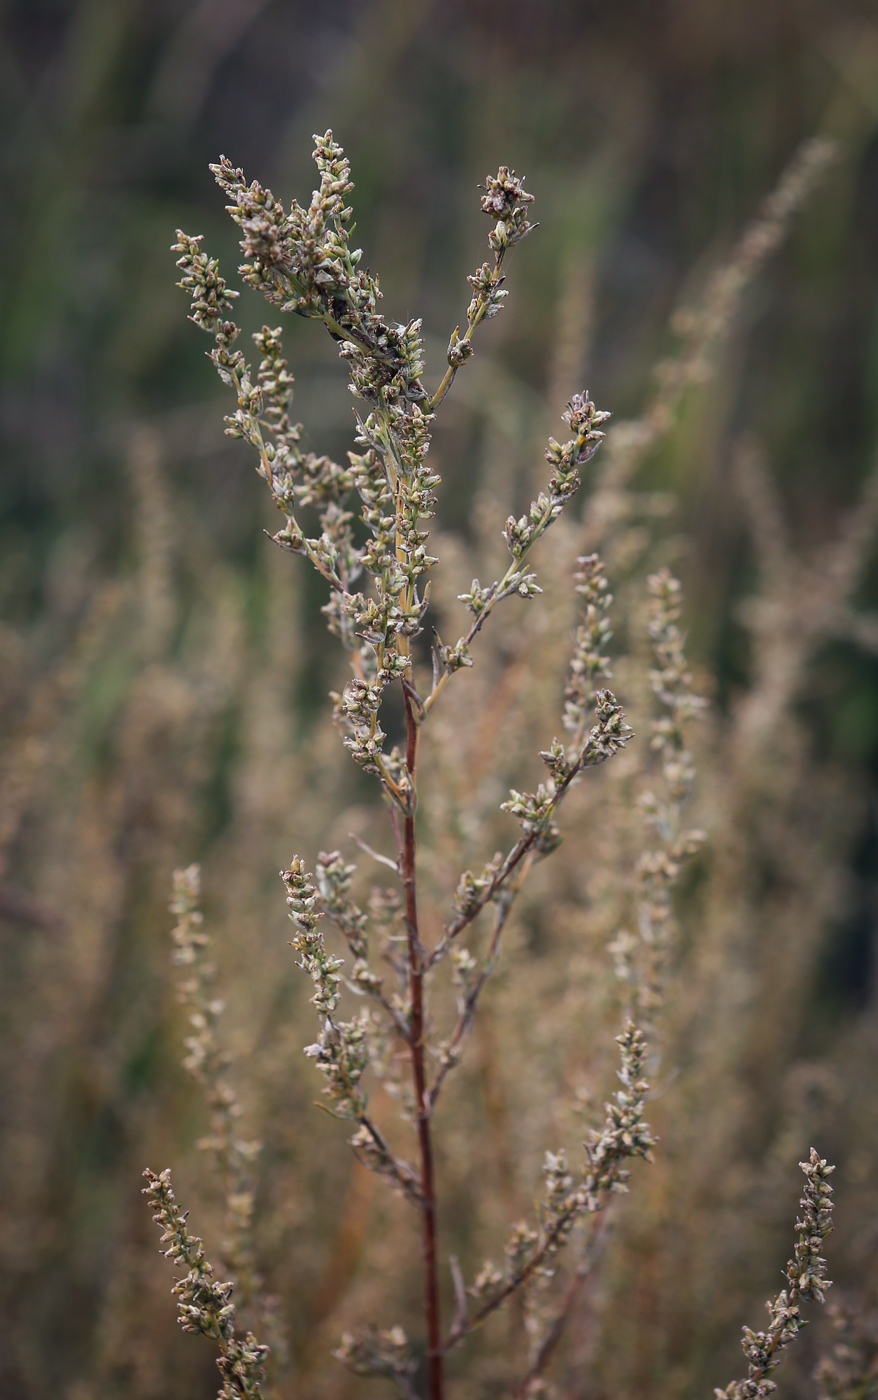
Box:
3, 1, 878, 1398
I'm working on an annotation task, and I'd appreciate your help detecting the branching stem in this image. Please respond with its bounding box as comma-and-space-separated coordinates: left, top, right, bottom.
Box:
441, 1200, 584, 1353
511, 1217, 611, 1397
426, 861, 531, 1112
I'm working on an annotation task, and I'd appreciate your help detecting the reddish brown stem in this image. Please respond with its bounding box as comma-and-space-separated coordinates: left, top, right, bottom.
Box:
402, 682, 443, 1400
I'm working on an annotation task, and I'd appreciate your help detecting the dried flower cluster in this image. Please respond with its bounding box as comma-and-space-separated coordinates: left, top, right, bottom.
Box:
716, 1150, 835, 1400
142, 1167, 268, 1399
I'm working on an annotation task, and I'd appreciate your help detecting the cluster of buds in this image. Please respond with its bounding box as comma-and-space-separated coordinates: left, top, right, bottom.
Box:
580, 1022, 656, 1211
315, 850, 368, 957
716, 1151, 834, 1400
646, 569, 708, 787
504, 496, 560, 559
509, 691, 633, 842
582, 690, 634, 766
282, 858, 414, 1127
789, 1150, 835, 1302
282, 860, 367, 1117
449, 945, 479, 1004
540, 1150, 577, 1251
282, 858, 343, 1017
481, 165, 537, 251
458, 578, 495, 617
501, 783, 557, 837
469, 1259, 504, 1300
303, 1013, 370, 1120
172, 230, 239, 332
453, 854, 503, 918
174, 135, 443, 804
465, 260, 508, 327
505, 1222, 541, 1282
437, 635, 474, 672
142, 1168, 269, 1400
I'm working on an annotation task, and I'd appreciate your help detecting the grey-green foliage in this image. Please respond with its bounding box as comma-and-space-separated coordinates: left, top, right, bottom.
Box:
144, 133, 836, 1400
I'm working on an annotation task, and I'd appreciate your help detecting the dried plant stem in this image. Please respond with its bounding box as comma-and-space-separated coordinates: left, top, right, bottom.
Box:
403, 684, 443, 1400
164, 142, 655, 1397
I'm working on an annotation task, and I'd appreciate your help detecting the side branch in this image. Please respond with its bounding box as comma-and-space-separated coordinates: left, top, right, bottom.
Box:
443, 1022, 654, 1357
430, 690, 632, 969
511, 1217, 613, 1397
351, 1108, 423, 1206
426, 398, 610, 713
428, 166, 536, 412
441, 1200, 589, 1354
426, 871, 528, 1112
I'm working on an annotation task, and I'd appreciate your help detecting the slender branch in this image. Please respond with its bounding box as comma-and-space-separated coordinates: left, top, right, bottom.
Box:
429, 699, 629, 970
426, 862, 530, 1112
424, 419, 603, 715
353, 1108, 423, 1205
348, 831, 401, 873
441, 1199, 582, 1353
428, 248, 508, 413
428, 833, 531, 969
511, 1216, 612, 1398
402, 682, 443, 1400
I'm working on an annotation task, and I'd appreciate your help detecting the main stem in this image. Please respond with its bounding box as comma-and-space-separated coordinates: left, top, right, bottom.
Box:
402, 685, 443, 1400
